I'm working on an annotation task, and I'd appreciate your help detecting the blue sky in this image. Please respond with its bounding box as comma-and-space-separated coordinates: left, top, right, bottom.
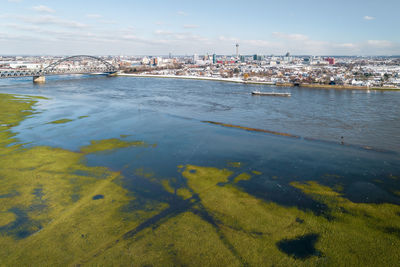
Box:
0, 0, 399, 55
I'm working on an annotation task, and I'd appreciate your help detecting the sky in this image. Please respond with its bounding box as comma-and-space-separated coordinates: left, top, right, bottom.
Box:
0, 0, 399, 56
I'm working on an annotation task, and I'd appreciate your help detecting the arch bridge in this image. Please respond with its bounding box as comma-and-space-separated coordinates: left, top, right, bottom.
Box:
0, 55, 119, 83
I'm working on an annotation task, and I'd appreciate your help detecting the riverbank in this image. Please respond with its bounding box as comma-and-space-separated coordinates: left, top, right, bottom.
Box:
118, 73, 400, 91
276, 82, 400, 91
118, 73, 275, 85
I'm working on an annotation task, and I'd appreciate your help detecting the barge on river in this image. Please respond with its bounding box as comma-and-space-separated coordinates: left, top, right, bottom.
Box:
251, 91, 291, 97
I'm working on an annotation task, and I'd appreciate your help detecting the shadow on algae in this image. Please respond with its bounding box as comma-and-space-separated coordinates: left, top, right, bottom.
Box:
0, 93, 400, 266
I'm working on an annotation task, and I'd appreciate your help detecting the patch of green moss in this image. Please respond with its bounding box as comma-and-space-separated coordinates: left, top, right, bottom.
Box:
0, 93, 167, 265
161, 179, 193, 200
80, 138, 148, 154
0, 93, 38, 131
290, 181, 400, 265
233, 173, 252, 183
48, 118, 73, 124
178, 165, 400, 266
161, 180, 175, 194
176, 187, 192, 200
252, 170, 262, 175
78, 115, 89, 119
85, 212, 241, 266
0, 212, 15, 227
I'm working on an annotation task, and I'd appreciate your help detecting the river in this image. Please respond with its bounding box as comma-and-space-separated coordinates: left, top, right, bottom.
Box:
0, 75, 399, 266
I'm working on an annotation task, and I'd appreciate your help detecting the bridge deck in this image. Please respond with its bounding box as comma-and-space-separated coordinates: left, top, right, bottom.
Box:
0, 68, 118, 79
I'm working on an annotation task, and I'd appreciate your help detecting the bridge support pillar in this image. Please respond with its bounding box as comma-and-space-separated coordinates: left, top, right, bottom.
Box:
33, 76, 46, 83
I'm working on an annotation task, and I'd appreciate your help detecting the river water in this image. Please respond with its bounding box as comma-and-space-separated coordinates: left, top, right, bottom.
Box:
0, 75, 399, 265
2, 75, 399, 152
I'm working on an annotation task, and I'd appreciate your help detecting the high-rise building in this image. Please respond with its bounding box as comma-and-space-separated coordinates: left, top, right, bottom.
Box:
236, 43, 239, 58
212, 54, 216, 64
253, 54, 263, 61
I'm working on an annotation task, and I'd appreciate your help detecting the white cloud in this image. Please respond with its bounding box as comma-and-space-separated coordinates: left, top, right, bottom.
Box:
364, 16, 375, 20
22, 15, 87, 28
335, 43, 356, 48
183, 24, 199, 29
154, 30, 173, 35
1, 18, 399, 55
86, 14, 103, 19
32, 5, 55, 13
218, 35, 239, 42
242, 39, 273, 47
272, 32, 309, 41
7, 0, 22, 2
177, 11, 188, 16
367, 40, 393, 47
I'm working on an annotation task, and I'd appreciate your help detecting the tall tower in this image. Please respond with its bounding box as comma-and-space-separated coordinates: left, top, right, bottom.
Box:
236, 43, 239, 58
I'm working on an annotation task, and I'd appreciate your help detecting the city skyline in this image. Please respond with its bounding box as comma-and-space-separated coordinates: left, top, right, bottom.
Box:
1, 0, 400, 56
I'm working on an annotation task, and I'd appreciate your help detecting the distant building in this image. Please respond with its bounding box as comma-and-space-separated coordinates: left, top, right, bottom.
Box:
253, 54, 263, 61
303, 56, 312, 65
326, 57, 335, 65
212, 54, 216, 64
141, 57, 150, 65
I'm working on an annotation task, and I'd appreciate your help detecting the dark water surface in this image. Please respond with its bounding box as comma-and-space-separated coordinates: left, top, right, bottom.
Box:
0, 75, 399, 265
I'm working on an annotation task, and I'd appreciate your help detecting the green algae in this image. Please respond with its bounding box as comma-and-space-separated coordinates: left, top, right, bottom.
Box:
233, 172, 252, 183
161, 179, 193, 200
252, 170, 262, 175
86, 212, 241, 266
0, 93, 38, 130
177, 165, 400, 266
162, 179, 175, 194
0, 93, 167, 266
78, 115, 89, 119
1, 92, 400, 266
80, 138, 148, 154
48, 118, 74, 124
0, 212, 15, 227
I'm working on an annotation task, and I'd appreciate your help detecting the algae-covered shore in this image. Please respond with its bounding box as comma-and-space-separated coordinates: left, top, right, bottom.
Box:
0, 92, 400, 266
